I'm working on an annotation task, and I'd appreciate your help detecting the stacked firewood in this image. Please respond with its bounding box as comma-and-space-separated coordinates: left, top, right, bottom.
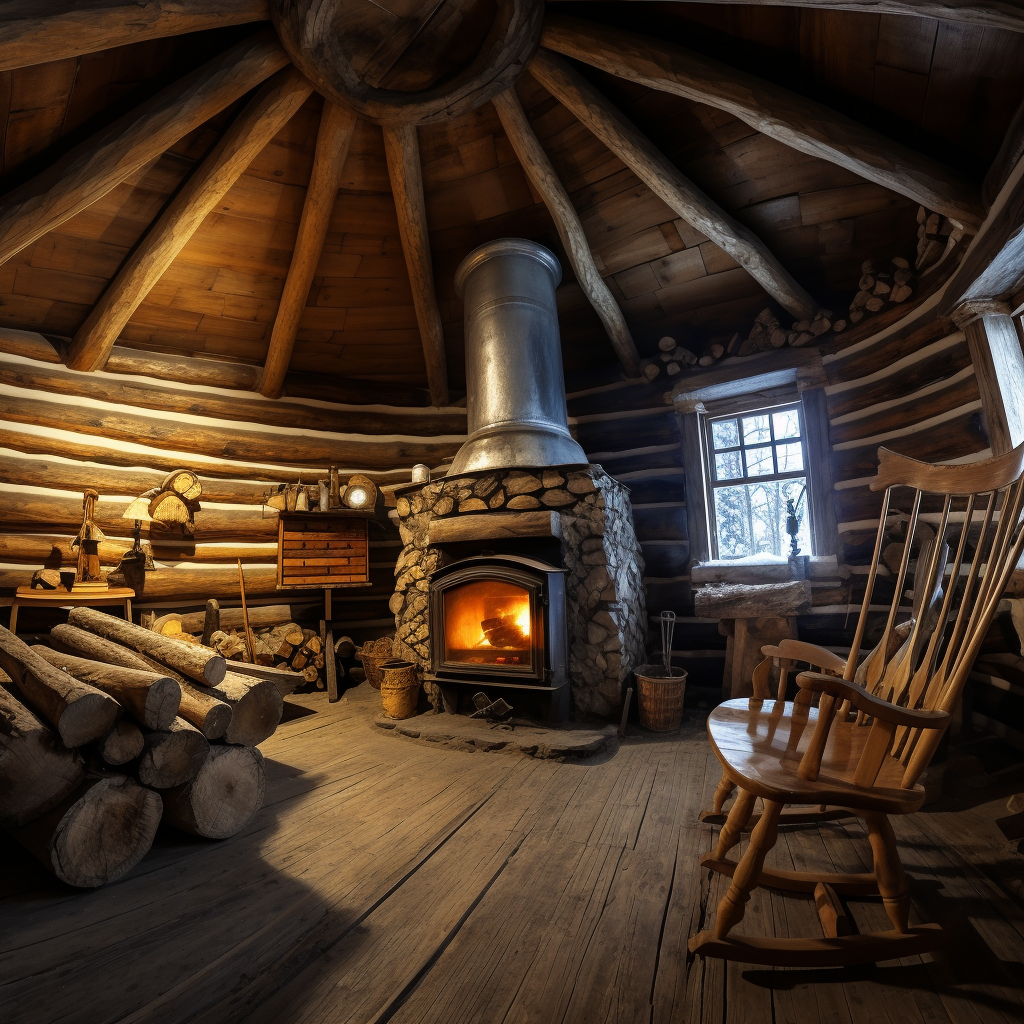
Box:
155, 616, 327, 688
0, 607, 292, 888
842, 258, 915, 328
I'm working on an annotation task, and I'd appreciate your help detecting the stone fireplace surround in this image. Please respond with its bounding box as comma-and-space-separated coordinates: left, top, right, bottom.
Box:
389, 464, 647, 719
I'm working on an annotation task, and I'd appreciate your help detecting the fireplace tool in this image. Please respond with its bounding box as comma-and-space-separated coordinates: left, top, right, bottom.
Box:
661, 610, 677, 677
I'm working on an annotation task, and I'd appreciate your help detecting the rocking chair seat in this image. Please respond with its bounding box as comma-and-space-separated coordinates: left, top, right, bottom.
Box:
708, 699, 925, 815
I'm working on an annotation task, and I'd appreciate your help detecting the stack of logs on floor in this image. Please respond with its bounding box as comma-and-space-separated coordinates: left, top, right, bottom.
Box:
150, 603, 333, 690
0, 607, 289, 888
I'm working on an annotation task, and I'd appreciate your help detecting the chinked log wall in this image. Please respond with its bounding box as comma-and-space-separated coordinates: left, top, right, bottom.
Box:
0, 333, 688, 640
0, 334, 470, 632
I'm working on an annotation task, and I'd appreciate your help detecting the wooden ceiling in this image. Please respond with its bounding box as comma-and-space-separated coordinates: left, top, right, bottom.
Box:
0, 0, 1021, 403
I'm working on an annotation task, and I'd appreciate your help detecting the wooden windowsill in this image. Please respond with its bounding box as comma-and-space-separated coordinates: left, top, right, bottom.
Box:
691, 555, 844, 585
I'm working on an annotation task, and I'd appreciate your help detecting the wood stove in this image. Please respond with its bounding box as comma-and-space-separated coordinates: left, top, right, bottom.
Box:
425, 554, 570, 720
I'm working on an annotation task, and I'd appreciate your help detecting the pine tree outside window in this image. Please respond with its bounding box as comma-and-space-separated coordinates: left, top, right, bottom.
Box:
704, 404, 813, 559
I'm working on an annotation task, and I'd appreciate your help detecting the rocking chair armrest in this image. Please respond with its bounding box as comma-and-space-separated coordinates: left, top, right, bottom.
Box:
795, 672, 949, 728
762, 640, 847, 675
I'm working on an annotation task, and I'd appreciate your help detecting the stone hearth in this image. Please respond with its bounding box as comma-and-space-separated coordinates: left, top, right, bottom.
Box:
389, 465, 647, 718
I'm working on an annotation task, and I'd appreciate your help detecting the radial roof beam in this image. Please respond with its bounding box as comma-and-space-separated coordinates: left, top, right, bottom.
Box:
0, 30, 288, 270
261, 100, 357, 399
493, 87, 641, 377
0, 0, 271, 74
548, 0, 1024, 35
531, 49, 819, 321
67, 67, 312, 373
383, 123, 450, 407
541, 13, 984, 231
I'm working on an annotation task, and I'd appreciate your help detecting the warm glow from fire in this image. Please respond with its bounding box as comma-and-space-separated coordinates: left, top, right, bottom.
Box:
443, 580, 531, 652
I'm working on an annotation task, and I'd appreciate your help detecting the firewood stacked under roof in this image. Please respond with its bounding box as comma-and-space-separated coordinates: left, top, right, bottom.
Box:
0, 607, 296, 888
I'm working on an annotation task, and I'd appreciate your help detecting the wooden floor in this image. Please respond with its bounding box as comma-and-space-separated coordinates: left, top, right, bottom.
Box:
3, 685, 1024, 1024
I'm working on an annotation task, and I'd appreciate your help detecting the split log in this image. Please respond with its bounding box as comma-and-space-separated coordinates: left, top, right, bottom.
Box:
0, 31, 288, 267
137, 718, 209, 789
9, 775, 162, 888
262, 100, 357, 398
162, 745, 266, 839
202, 672, 283, 746
493, 86, 641, 376
0, 626, 119, 747
382, 122, 449, 406
540, 16, 983, 230
95, 718, 145, 767
31, 646, 180, 731
49, 623, 231, 740
68, 67, 313, 372
0, 685, 84, 828
0, 0, 270, 74
67, 607, 226, 686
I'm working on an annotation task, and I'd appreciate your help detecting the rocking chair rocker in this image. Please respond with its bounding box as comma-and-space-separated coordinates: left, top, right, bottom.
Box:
689, 441, 1024, 967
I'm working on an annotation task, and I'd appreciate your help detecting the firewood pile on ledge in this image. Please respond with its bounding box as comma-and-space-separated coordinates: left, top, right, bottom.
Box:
0, 608, 293, 889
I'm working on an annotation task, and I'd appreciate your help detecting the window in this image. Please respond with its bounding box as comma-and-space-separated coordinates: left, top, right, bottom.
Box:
704, 403, 813, 559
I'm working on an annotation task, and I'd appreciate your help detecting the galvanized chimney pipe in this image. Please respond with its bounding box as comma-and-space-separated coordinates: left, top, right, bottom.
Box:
449, 238, 587, 474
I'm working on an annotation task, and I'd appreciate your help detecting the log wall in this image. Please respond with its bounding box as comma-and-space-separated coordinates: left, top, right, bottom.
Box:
0, 341, 469, 634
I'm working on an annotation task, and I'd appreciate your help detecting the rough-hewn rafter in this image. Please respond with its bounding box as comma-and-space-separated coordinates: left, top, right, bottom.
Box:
67, 67, 312, 374
261, 100, 358, 399
0, 31, 288, 269
383, 122, 450, 407
530, 49, 819, 321
492, 87, 642, 377
542, 13, 984, 231
549, 0, 1024, 35
0, 0, 271, 74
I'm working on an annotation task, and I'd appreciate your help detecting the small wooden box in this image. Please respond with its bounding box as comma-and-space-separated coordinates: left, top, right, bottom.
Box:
277, 511, 372, 590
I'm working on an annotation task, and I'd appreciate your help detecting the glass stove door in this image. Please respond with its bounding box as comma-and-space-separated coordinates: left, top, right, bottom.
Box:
441, 579, 536, 671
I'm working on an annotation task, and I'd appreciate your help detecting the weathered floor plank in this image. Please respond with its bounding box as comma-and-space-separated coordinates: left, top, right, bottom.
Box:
1, 686, 1023, 1024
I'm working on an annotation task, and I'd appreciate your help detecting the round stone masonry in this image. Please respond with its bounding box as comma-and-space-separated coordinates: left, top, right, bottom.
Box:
390, 465, 647, 718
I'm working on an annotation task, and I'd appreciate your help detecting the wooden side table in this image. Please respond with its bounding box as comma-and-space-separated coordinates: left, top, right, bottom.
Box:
9, 586, 135, 635
693, 581, 812, 699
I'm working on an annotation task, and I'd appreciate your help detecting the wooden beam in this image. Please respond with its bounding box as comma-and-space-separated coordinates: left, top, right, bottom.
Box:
541, 13, 983, 231
0, 359, 467, 436
548, 0, 1024, 35
492, 87, 642, 376
382, 123, 449, 406
261, 101, 357, 399
0, 391, 464, 469
530, 49, 818, 321
985, 96, 1024, 208
0, 30, 288, 269
67, 67, 312, 373
952, 300, 1024, 453
0, 0, 271, 74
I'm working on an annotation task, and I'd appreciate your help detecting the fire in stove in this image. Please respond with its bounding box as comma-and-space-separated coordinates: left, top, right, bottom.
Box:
443, 580, 533, 667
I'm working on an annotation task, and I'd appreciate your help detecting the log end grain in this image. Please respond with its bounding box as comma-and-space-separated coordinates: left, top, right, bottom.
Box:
216, 673, 284, 747
12, 776, 162, 888
58, 692, 120, 749
144, 677, 183, 732
138, 718, 210, 789
163, 745, 266, 839
95, 718, 145, 766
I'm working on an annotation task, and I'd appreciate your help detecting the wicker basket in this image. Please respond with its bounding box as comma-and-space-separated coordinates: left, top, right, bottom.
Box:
359, 636, 394, 690
635, 665, 687, 732
380, 659, 420, 719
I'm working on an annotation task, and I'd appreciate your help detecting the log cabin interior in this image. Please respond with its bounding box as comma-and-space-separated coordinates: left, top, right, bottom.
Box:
3, 0, 1024, 1020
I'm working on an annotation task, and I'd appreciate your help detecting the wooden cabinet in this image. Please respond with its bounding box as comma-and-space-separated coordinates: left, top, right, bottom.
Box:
276, 512, 371, 591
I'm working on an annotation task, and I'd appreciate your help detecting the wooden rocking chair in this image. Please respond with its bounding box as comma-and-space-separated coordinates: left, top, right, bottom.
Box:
689, 442, 1024, 967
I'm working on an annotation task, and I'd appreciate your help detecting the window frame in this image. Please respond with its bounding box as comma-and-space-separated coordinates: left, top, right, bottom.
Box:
701, 399, 815, 560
